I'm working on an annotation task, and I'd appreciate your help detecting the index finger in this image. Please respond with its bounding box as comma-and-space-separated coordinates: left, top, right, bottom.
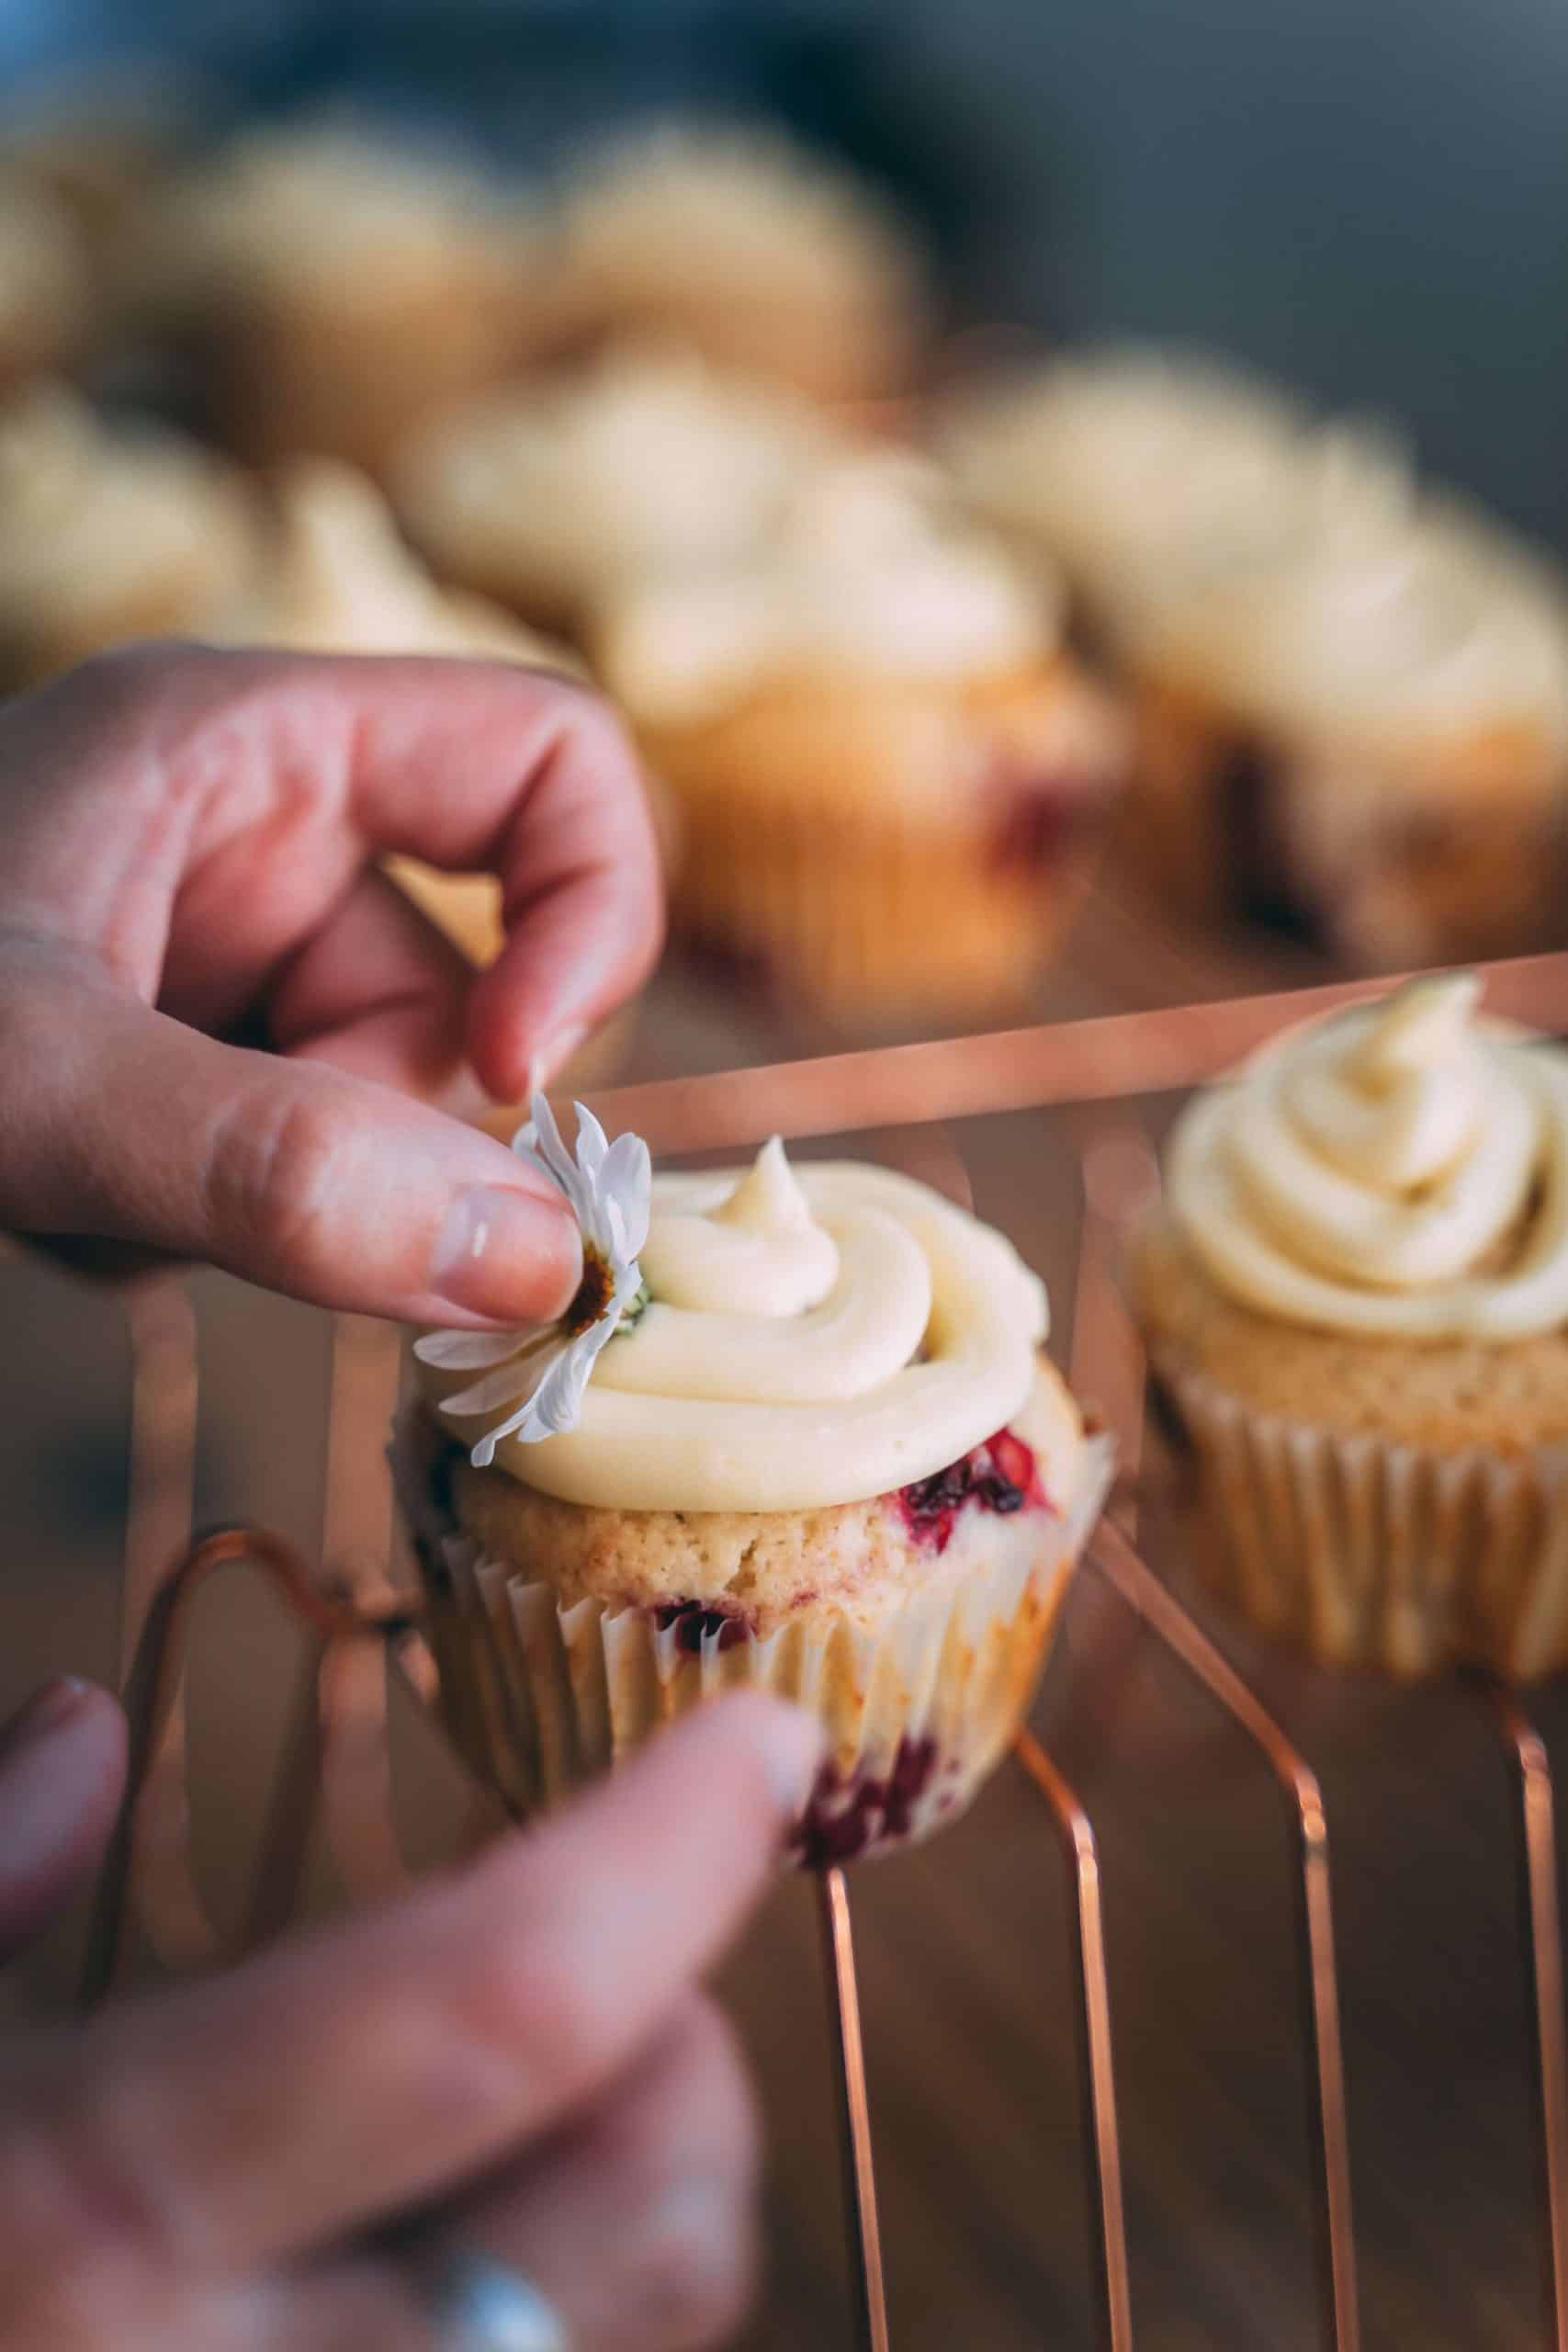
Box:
17, 1696, 818, 2290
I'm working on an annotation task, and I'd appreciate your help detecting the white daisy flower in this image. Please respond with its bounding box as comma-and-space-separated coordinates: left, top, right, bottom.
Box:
414, 1094, 651, 1465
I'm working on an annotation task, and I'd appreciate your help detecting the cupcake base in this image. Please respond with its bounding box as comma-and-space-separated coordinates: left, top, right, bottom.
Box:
395, 1407, 1112, 1861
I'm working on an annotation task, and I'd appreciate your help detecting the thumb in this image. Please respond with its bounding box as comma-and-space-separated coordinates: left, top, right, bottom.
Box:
0, 964, 581, 1325
0, 1680, 127, 1962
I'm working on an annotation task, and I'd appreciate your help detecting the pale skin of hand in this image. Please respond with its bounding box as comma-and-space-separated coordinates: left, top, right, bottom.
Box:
0, 647, 823, 2348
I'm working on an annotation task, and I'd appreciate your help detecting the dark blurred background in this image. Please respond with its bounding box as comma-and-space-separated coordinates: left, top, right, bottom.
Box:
6, 0, 1566, 545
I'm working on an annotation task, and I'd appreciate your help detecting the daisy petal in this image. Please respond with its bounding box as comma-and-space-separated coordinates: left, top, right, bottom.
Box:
604, 1133, 652, 1255
413, 1329, 536, 1372
444, 1341, 568, 1417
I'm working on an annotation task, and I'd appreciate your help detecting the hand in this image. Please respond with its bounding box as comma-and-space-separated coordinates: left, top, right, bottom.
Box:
0, 644, 664, 1327
0, 1680, 819, 2350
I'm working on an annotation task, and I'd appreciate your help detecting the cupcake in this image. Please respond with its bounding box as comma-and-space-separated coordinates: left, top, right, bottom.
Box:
592, 446, 1129, 1017
135, 123, 545, 477
1133, 973, 1568, 1678
1114, 504, 1568, 968
549, 123, 927, 412
397, 1104, 1111, 1860
0, 171, 93, 390
394, 345, 831, 638
0, 379, 258, 691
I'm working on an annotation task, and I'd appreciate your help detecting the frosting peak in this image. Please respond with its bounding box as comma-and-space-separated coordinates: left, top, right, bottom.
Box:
420, 1147, 1052, 1510
1168, 977, 1568, 1339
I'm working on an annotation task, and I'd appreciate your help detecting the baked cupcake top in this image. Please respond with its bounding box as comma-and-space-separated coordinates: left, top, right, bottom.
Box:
552, 123, 924, 396
592, 447, 1058, 724
396, 346, 829, 612
0, 172, 91, 367
143, 123, 528, 311
416, 1112, 1076, 1513
217, 458, 574, 667
942, 346, 1409, 614
1165, 973, 1568, 1342
1135, 505, 1568, 760
0, 380, 256, 632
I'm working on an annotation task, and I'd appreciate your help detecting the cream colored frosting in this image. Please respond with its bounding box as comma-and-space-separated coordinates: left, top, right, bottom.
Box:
421, 1143, 1074, 1512
217, 458, 570, 666
593, 448, 1055, 722
398, 348, 829, 607
0, 380, 254, 629
942, 348, 1411, 615
1168, 974, 1568, 1340
1155, 507, 1568, 752
150, 125, 522, 304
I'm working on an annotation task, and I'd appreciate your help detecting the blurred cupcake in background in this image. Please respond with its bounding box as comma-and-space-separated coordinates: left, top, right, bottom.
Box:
133, 122, 547, 477
548, 123, 929, 414
0, 173, 94, 390
1133, 973, 1568, 1678
592, 446, 1129, 1019
394, 344, 832, 639
0, 379, 257, 690
399, 1114, 1111, 1860
0, 68, 207, 261
1117, 502, 1568, 968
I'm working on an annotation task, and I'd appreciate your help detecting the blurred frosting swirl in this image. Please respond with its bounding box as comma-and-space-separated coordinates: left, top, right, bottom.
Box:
421, 1141, 1057, 1510
594, 449, 1055, 722
1168, 975, 1568, 1340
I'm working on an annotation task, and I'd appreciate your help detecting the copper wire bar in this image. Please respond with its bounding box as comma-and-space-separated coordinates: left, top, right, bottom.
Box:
1089, 1519, 1359, 2352
1487, 1687, 1568, 2352
1014, 1730, 1134, 2352
526, 949, 1568, 1154
817, 1867, 891, 2352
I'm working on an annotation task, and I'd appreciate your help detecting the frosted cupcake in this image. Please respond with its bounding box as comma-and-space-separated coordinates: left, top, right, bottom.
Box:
398, 1105, 1111, 1861
0, 380, 257, 690
136, 124, 544, 476
0, 173, 93, 390
394, 345, 830, 637
1116, 506, 1568, 967
1134, 974, 1568, 1678
550, 123, 927, 411
593, 447, 1128, 1016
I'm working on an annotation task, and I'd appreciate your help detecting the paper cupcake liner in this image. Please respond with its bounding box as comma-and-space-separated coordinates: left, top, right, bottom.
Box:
1156, 1360, 1568, 1679
408, 1430, 1112, 1864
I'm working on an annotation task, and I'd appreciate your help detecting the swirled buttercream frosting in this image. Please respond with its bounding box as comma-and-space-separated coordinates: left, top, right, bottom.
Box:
1167, 974, 1568, 1340
418, 1140, 1054, 1510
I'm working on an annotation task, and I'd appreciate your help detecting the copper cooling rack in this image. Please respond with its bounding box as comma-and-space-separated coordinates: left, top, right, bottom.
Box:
80, 949, 1568, 2352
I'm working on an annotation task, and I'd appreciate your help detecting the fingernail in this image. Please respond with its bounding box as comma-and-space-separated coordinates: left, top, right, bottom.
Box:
432, 1187, 581, 1323
526, 1022, 590, 1098
0, 1677, 91, 1754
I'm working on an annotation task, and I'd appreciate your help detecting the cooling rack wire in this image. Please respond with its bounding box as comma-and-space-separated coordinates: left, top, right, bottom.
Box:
78, 951, 1568, 2352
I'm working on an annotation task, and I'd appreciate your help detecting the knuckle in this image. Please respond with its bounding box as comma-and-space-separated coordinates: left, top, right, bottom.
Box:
449, 1937, 613, 2118
207, 1080, 348, 1279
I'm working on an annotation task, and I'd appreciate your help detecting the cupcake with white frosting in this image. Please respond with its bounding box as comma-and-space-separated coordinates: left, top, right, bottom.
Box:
394, 345, 831, 636
398, 1103, 1111, 1861
135, 123, 544, 476
1134, 973, 1568, 1676
549, 123, 927, 412
0, 379, 257, 690
594, 446, 1129, 1017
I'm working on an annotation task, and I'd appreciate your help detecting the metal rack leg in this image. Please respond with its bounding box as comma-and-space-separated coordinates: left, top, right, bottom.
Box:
818, 1867, 891, 2352
1488, 1688, 1568, 2352
1015, 1730, 1135, 2352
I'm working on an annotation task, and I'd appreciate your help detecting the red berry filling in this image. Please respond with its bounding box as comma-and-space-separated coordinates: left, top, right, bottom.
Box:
792, 1735, 940, 1867
653, 1599, 751, 1654
894, 1427, 1048, 1552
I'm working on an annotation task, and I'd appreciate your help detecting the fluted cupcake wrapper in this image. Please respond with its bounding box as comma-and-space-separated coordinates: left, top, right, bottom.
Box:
417, 1435, 1111, 1864
1157, 1361, 1568, 1679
